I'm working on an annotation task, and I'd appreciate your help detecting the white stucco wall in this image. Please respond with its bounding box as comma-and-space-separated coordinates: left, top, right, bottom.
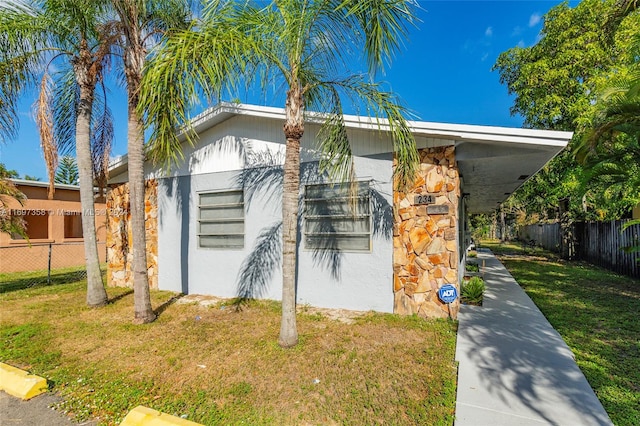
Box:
149, 114, 396, 312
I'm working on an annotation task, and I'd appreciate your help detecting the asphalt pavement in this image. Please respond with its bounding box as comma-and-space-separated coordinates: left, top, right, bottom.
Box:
0, 391, 95, 426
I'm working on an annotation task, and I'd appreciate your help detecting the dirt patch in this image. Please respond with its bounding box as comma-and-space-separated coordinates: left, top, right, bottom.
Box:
176, 294, 369, 324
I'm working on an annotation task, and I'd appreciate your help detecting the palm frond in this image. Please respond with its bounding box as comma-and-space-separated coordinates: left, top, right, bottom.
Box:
140, 15, 248, 169
337, 0, 418, 73
91, 80, 114, 194
33, 72, 58, 199
307, 82, 354, 185
313, 74, 418, 189
0, 3, 52, 143
52, 66, 80, 155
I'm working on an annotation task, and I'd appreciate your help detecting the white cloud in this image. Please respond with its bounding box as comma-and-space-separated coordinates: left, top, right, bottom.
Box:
529, 13, 541, 27
485, 26, 493, 37
517, 40, 526, 48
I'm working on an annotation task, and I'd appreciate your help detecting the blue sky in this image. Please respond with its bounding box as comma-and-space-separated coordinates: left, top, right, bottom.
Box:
0, 0, 576, 180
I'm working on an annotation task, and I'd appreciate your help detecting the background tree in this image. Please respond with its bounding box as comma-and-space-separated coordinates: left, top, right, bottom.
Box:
140, 0, 419, 347
110, 0, 191, 324
582, 12, 640, 252
0, 164, 19, 179
493, 0, 640, 222
0, 0, 116, 306
0, 163, 26, 238
55, 156, 79, 185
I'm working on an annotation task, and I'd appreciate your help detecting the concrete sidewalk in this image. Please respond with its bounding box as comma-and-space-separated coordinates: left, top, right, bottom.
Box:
455, 249, 612, 426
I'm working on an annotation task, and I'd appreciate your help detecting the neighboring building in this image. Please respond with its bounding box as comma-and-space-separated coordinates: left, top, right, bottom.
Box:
0, 179, 107, 273
107, 103, 572, 318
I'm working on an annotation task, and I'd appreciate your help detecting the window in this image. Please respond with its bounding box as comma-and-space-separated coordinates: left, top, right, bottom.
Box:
198, 190, 244, 249
304, 181, 371, 251
11, 210, 49, 240
64, 212, 83, 239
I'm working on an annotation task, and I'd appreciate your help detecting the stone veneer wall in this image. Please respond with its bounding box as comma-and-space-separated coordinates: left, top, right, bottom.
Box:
393, 146, 460, 318
106, 179, 158, 289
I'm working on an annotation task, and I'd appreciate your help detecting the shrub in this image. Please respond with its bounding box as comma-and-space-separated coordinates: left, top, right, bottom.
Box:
461, 276, 485, 305
465, 263, 479, 272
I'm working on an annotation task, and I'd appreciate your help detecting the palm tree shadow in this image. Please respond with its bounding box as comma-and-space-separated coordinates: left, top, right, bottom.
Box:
233, 221, 283, 309
154, 293, 185, 317
108, 289, 133, 304
233, 149, 393, 302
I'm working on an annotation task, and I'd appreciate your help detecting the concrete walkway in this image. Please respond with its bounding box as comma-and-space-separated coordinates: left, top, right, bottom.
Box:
455, 249, 612, 426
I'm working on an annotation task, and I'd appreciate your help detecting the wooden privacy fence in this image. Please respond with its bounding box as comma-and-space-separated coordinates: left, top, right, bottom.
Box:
519, 220, 640, 279
519, 222, 562, 252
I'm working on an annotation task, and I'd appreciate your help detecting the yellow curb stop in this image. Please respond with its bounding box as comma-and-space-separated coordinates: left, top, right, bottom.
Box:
120, 406, 203, 426
0, 362, 48, 400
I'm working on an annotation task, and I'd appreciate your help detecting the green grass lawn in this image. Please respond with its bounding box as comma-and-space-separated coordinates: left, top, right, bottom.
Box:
482, 240, 640, 426
0, 271, 458, 425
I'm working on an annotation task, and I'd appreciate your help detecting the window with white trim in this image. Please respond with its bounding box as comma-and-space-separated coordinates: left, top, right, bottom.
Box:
198, 190, 244, 249
304, 182, 371, 251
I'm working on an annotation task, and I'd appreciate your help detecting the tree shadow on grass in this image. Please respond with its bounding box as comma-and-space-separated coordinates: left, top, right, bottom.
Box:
0, 268, 95, 294
154, 293, 185, 317
107, 289, 134, 304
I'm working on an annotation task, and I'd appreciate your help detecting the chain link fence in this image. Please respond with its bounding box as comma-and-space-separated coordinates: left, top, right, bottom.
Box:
0, 242, 106, 291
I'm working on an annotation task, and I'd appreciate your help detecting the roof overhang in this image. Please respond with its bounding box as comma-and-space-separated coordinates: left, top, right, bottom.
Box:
10, 178, 81, 191
109, 102, 572, 213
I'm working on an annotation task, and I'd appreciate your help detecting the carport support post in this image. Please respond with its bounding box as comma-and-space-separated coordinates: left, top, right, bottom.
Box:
392, 146, 461, 319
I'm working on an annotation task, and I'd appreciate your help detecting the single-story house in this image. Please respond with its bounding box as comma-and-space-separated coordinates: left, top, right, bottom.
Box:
106, 103, 572, 318
0, 179, 107, 273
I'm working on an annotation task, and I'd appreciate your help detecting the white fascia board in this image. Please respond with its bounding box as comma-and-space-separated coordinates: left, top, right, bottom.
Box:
332, 111, 572, 148
10, 178, 80, 191
107, 102, 574, 176
108, 154, 129, 174
407, 121, 572, 148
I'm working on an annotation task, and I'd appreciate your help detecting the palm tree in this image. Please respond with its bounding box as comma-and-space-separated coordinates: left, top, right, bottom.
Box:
110, 0, 191, 324
140, 0, 419, 347
0, 0, 115, 307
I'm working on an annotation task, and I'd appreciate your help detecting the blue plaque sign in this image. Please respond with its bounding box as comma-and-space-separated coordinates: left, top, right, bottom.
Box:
438, 284, 458, 304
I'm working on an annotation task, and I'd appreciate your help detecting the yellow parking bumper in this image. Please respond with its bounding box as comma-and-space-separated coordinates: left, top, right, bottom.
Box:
0, 362, 48, 400
120, 406, 203, 426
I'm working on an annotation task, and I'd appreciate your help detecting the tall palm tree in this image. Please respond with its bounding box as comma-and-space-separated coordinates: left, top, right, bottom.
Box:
140, 0, 419, 347
110, 0, 191, 324
0, 0, 115, 307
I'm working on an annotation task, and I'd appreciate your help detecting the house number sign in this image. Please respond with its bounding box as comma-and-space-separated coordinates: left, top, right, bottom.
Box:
414, 194, 436, 205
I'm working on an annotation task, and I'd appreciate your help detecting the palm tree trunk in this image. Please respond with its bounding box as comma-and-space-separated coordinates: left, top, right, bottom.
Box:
279, 87, 303, 348
76, 80, 108, 307
126, 42, 156, 324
